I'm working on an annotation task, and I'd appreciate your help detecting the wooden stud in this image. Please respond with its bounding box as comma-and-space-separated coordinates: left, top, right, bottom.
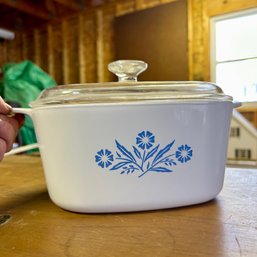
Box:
62, 19, 69, 84
78, 14, 86, 83
47, 25, 55, 78
34, 29, 41, 66
98, 4, 116, 82
0, 43, 7, 70
81, 11, 98, 83
21, 32, 28, 60
96, 8, 104, 82
187, 0, 208, 81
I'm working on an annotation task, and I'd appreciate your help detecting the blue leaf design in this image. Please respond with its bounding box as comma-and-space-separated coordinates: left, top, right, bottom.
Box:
149, 167, 173, 172
133, 146, 142, 159
165, 161, 177, 166
152, 140, 175, 164
110, 161, 130, 170
145, 144, 159, 161
96, 131, 192, 178
115, 140, 136, 162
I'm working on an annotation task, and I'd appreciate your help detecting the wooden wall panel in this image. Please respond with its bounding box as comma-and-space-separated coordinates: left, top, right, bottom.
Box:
21, 32, 35, 63
48, 23, 64, 85
96, 5, 115, 82
0, 44, 7, 71
34, 28, 48, 73
4, 33, 22, 63
78, 13, 96, 83
187, 0, 208, 81
62, 16, 80, 84
47, 25, 55, 80
1, 0, 257, 86
114, 0, 188, 81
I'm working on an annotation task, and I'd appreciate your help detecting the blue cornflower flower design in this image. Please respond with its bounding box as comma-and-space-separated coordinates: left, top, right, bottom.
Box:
176, 144, 193, 163
136, 131, 155, 150
95, 149, 114, 168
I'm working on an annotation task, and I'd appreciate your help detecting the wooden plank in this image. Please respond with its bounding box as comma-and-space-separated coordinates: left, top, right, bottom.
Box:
62, 20, 69, 84
115, 0, 179, 16
47, 25, 54, 78
22, 32, 35, 62
135, 0, 160, 10
115, 0, 136, 16
53, 0, 85, 11
50, 23, 64, 84
34, 28, 49, 72
96, 9, 104, 82
45, 0, 57, 18
4, 33, 22, 63
0, 43, 7, 71
0, 0, 51, 20
34, 29, 41, 66
188, 0, 203, 80
78, 11, 97, 83
78, 14, 86, 83
206, 0, 257, 17
62, 16, 79, 84
134, 0, 178, 10
96, 5, 115, 82
21, 33, 28, 60
187, 0, 209, 81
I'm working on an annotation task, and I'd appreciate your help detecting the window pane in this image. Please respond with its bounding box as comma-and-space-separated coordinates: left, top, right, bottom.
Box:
216, 12, 257, 62
216, 59, 257, 102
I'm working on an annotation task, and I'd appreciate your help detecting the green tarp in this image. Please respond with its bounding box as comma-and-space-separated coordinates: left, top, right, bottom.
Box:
0, 60, 56, 145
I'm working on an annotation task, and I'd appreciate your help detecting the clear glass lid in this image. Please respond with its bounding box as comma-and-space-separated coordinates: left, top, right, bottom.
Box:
31, 60, 233, 107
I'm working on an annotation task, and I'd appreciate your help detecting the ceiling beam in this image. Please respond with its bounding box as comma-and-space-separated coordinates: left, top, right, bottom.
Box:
52, 0, 85, 11
45, 0, 57, 18
0, 0, 52, 20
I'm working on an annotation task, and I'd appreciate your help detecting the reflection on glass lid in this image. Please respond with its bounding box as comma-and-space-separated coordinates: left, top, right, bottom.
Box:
30, 60, 233, 107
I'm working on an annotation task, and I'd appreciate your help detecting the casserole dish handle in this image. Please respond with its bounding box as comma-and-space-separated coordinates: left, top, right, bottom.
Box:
233, 101, 241, 108
4, 108, 39, 156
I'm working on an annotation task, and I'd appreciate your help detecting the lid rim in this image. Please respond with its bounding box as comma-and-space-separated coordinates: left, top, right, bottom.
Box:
32, 81, 232, 107
30, 98, 233, 109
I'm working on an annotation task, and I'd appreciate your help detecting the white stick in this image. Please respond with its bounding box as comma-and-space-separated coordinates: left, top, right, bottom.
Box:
4, 143, 39, 156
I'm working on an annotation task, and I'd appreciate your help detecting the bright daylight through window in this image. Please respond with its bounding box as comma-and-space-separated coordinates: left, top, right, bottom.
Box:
211, 9, 257, 102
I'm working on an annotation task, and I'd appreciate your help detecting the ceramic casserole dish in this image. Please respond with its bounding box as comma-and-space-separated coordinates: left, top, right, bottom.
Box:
12, 60, 239, 213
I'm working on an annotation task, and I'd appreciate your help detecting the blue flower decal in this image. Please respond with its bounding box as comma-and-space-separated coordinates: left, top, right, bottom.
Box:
176, 144, 193, 163
95, 131, 193, 178
95, 149, 114, 168
136, 131, 155, 150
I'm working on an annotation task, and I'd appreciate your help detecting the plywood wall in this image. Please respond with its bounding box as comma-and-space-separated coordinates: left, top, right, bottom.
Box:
0, 0, 257, 85
114, 0, 188, 81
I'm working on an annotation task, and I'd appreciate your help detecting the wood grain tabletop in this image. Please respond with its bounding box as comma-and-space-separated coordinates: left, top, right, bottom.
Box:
0, 155, 256, 257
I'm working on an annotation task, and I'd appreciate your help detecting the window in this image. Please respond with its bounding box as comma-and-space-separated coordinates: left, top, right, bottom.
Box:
211, 9, 257, 102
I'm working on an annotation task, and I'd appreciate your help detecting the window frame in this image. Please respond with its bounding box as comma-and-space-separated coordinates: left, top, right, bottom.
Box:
210, 7, 257, 102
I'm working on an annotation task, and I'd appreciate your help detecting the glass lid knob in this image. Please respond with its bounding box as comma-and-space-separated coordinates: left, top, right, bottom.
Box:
108, 60, 148, 82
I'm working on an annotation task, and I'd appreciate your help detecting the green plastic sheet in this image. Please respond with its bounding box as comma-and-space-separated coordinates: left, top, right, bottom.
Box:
0, 60, 56, 146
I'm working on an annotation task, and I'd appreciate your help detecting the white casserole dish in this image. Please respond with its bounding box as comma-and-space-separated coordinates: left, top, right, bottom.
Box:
11, 60, 239, 213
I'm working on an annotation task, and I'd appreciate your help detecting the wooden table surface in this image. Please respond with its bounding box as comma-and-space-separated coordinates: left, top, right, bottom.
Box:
0, 155, 257, 257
